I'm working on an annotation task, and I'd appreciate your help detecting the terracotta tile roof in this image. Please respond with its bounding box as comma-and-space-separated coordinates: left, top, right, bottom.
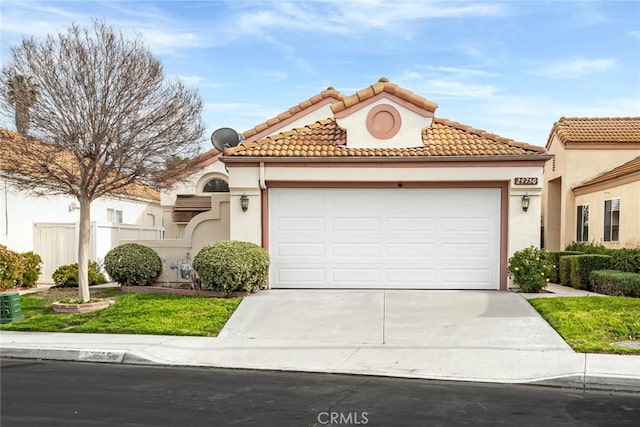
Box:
242, 87, 344, 140
224, 118, 546, 157
332, 77, 438, 115
546, 117, 640, 148
0, 128, 160, 201
574, 156, 640, 190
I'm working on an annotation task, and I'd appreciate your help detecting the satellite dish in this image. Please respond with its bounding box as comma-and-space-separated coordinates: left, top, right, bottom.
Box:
211, 127, 240, 152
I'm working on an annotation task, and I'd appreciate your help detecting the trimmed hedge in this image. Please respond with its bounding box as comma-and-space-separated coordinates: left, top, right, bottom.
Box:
565, 241, 608, 254
548, 251, 583, 283
52, 261, 107, 287
562, 254, 612, 290
193, 240, 269, 296
104, 243, 162, 286
609, 248, 640, 273
563, 242, 640, 273
590, 270, 640, 297
559, 255, 579, 287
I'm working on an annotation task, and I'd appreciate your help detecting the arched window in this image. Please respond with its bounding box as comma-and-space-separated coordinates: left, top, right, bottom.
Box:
202, 178, 229, 193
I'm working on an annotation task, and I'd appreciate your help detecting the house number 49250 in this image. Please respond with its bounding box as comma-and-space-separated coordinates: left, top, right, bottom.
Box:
514, 177, 538, 185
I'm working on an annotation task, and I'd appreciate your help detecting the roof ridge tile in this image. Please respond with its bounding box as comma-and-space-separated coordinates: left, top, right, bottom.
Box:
242, 87, 345, 140
332, 78, 438, 115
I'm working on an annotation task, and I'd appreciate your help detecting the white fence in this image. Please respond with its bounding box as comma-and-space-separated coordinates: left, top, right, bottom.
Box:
34, 221, 164, 282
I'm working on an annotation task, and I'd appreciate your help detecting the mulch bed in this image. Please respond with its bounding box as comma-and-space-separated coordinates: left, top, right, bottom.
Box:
120, 285, 250, 298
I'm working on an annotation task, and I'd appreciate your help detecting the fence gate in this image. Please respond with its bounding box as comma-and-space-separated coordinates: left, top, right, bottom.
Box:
34, 223, 76, 283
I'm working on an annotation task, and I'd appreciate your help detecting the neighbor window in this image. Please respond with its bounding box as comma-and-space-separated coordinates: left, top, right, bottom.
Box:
107, 208, 123, 224
576, 204, 589, 242
146, 213, 156, 227
202, 178, 229, 193
603, 198, 620, 242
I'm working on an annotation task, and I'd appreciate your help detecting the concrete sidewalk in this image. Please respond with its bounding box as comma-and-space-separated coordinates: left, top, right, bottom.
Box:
2, 330, 639, 392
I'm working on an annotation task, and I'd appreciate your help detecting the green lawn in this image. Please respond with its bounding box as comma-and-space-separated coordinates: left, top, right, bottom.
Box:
0, 289, 242, 336
529, 296, 640, 354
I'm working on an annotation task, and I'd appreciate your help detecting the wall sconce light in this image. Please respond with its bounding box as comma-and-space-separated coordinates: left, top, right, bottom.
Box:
521, 192, 530, 212
68, 201, 80, 212
240, 194, 249, 212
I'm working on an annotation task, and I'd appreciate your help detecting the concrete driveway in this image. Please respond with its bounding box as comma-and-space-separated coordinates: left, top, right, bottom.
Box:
218, 290, 572, 351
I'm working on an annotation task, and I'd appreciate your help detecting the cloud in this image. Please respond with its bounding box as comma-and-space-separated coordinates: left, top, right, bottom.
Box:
536, 57, 616, 79
231, 1, 507, 37
458, 94, 640, 146
202, 102, 282, 134
628, 30, 640, 39
421, 79, 496, 98
135, 29, 204, 54
205, 103, 264, 112
176, 75, 227, 88
0, 0, 206, 58
251, 70, 287, 81
398, 70, 497, 99
416, 65, 499, 77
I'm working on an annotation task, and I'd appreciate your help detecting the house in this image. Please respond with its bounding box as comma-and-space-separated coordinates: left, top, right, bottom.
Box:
144, 87, 348, 284
204, 77, 550, 290
542, 117, 640, 251
0, 129, 164, 282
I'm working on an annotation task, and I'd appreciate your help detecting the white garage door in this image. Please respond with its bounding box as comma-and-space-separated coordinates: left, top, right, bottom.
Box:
269, 188, 500, 289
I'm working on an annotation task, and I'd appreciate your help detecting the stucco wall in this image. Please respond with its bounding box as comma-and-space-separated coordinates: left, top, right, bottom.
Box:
574, 180, 640, 248
337, 98, 431, 149
161, 159, 229, 239
543, 135, 640, 250
124, 195, 230, 285
161, 160, 227, 206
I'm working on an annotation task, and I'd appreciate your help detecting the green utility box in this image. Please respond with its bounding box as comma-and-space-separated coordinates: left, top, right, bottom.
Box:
1, 292, 24, 323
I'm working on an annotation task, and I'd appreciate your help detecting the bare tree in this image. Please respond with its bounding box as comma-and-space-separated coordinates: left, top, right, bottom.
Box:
3, 74, 38, 134
0, 21, 204, 302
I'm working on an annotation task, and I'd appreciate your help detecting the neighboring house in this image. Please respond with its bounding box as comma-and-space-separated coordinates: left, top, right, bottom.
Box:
0, 129, 164, 282
542, 117, 640, 251
209, 78, 550, 291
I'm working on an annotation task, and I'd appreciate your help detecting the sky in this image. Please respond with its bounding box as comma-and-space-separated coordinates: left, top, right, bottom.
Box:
1, 0, 639, 149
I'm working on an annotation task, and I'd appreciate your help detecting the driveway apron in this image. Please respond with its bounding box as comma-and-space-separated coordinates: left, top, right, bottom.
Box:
218, 290, 572, 351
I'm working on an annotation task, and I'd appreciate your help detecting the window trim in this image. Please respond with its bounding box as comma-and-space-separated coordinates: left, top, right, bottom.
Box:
201, 178, 229, 193
107, 208, 124, 224
603, 198, 620, 242
196, 172, 229, 193
576, 204, 589, 242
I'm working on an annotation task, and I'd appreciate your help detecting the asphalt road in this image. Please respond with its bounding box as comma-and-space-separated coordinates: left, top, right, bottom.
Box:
1, 359, 639, 426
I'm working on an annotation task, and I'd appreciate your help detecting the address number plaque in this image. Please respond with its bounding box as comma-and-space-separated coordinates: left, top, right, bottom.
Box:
514, 177, 538, 185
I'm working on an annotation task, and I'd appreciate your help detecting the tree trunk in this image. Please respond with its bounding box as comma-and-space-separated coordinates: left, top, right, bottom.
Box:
15, 106, 29, 135
77, 196, 91, 303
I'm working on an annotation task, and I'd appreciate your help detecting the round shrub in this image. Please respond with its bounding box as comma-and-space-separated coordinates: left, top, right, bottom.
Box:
0, 245, 25, 290
193, 240, 269, 296
508, 246, 554, 293
52, 261, 107, 287
104, 243, 162, 286
20, 251, 43, 287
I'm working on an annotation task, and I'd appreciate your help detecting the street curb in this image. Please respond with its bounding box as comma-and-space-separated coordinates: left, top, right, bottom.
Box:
1, 347, 150, 364
2, 347, 638, 393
